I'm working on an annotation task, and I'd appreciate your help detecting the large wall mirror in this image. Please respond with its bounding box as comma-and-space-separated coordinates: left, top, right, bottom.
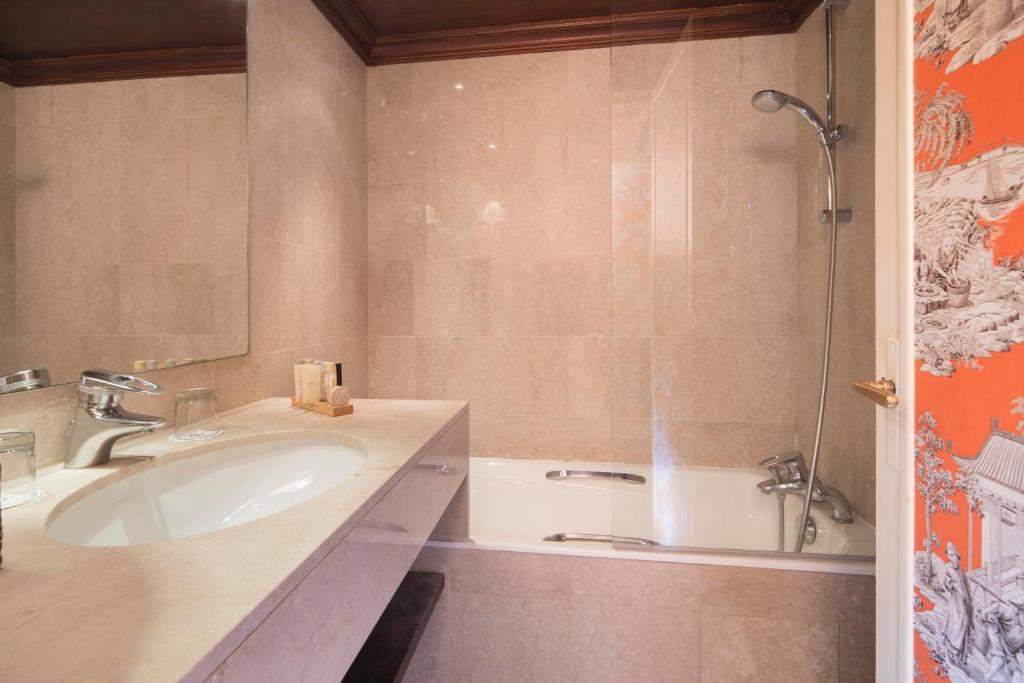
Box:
0, 0, 249, 393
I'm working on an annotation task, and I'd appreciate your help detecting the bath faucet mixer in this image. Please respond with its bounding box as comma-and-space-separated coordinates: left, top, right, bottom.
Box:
757, 451, 854, 524
65, 370, 167, 469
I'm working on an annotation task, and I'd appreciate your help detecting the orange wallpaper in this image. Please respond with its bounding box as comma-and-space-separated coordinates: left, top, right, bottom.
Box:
914, 1, 1024, 680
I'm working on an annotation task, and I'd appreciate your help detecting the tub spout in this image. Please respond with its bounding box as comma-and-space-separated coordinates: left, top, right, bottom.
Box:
756, 478, 854, 524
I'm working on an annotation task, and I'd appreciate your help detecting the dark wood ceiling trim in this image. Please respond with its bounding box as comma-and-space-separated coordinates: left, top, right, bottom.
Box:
5, 45, 246, 87
369, 2, 794, 65
0, 56, 14, 86
308, 0, 376, 64
783, 0, 821, 27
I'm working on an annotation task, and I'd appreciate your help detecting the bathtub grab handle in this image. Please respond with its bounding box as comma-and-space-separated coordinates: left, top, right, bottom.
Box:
545, 470, 646, 485
543, 533, 660, 547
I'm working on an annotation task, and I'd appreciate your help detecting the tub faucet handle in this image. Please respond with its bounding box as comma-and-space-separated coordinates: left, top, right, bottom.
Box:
758, 451, 808, 482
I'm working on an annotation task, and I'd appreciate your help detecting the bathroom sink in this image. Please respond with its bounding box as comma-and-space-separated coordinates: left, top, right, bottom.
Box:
47, 438, 366, 547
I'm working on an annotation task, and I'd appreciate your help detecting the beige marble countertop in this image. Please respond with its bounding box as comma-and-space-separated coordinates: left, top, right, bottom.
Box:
0, 398, 468, 683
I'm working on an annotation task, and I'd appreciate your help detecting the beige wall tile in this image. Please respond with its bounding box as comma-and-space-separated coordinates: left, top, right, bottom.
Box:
653, 336, 797, 423
337, 257, 368, 340
569, 555, 701, 611
368, 336, 416, 398
653, 420, 797, 468
839, 621, 875, 682
119, 118, 188, 264
185, 74, 247, 117
16, 263, 119, 336
415, 337, 490, 411
413, 259, 490, 337
699, 565, 839, 622
120, 78, 186, 119
572, 601, 701, 683
702, 613, 833, 683
368, 260, 414, 336
567, 49, 611, 95
53, 82, 120, 123
449, 592, 571, 683
15, 87, 55, 127
450, 548, 574, 601
489, 414, 613, 461
489, 336, 611, 419
368, 182, 420, 261
284, 243, 337, 349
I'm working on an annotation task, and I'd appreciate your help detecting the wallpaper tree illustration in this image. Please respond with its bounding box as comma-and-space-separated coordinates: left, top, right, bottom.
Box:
916, 412, 959, 585
915, 85, 974, 187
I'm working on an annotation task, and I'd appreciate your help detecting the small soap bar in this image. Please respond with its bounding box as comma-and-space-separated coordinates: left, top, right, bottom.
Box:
329, 385, 351, 407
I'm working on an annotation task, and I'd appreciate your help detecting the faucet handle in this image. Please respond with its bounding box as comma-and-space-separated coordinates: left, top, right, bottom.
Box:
758, 450, 804, 469
758, 450, 808, 481
78, 370, 163, 397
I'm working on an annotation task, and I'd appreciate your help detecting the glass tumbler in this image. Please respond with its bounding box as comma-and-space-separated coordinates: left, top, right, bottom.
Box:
0, 430, 41, 509
171, 388, 223, 442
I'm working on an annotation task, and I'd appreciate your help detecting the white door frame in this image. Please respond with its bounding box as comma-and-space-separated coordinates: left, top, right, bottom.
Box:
874, 0, 915, 680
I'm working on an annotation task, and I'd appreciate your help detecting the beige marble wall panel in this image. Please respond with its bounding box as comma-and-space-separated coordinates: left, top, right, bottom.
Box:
367, 36, 808, 468
367, 50, 615, 461
405, 546, 875, 682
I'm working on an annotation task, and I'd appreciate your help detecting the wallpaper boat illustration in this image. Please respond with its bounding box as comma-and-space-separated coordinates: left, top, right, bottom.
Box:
914, 1, 1024, 681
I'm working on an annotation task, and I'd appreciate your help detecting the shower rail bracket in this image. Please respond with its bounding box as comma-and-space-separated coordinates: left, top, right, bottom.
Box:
545, 470, 646, 484
820, 208, 853, 224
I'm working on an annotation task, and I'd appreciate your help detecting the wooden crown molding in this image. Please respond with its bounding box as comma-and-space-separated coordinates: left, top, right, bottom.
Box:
0, 57, 14, 86
0, 45, 246, 87
371, 3, 794, 65
783, 0, 822, 25
307, 0, 375, 64
311, 0, 818, 66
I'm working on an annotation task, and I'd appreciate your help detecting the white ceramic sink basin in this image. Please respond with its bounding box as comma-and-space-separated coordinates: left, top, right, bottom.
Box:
47, 438, 366, 547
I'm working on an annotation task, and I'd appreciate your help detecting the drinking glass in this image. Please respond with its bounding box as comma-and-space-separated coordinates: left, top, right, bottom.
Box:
0, 430, 41, 509
171, 388, 223, 442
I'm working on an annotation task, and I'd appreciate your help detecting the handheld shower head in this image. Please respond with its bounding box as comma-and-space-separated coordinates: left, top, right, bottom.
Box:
751, 89, 787, 113
751, 89, 830, 147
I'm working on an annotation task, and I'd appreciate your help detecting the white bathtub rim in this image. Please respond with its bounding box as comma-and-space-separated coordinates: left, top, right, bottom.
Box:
428, 538, 876, 577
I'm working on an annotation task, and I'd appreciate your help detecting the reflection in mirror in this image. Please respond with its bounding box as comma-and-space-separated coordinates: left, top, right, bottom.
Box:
0, 0, 249, 391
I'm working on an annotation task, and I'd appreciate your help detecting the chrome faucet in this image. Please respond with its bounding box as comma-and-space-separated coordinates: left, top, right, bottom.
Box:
65, 370, 167, 469
757, 451, 854, 524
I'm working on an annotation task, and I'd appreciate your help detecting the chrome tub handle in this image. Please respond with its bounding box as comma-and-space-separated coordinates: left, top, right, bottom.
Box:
543, 533, 660, 547
545, 470, 646, 484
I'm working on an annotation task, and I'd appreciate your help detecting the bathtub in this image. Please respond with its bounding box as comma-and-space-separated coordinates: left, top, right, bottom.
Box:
435, 457, 875, 575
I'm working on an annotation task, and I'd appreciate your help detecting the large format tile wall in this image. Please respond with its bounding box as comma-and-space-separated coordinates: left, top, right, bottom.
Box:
8, 74, 248, 386
365, 49, 615, 460
366, 36, 803, 467
405, 546, 875, 682
794, 2, 876, 524
630, 36, 801, 468
0, 0, 368, 468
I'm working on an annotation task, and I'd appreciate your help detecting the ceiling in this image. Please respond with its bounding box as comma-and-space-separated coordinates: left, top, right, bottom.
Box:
0, 0, 246, 87
309, 0, 819, 65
